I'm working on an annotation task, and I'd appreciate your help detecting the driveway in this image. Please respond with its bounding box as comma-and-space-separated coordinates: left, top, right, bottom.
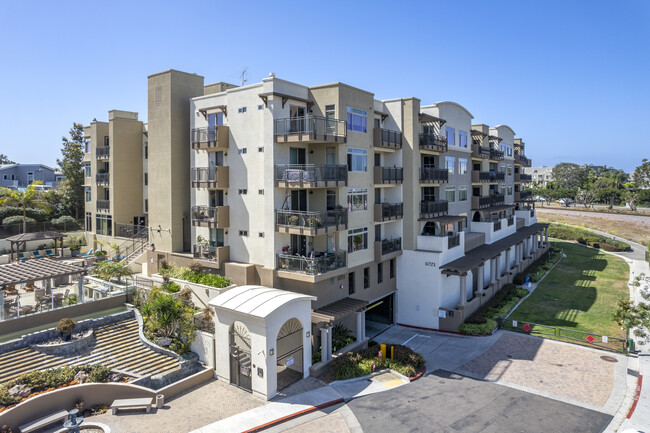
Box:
347, 370, 612, 433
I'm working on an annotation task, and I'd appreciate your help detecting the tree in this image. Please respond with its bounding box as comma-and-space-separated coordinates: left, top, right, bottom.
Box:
575, 188, 596, 208
57, 123, 85, 219
0, 181, 50, 232
632, 159, 650, 188
615, 274, 650, 341
592, 177, 621, 209
551, 163, 591, 191
93, 260, 133, 283
0, 154, 15, 164
624, 190, 640, 211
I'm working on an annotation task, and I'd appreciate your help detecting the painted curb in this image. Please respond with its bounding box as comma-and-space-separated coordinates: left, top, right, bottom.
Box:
626, 374, 643, 419
241, 398, 345, 433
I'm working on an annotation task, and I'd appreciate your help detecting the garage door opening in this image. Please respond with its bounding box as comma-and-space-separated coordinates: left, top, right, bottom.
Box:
365, 293, 394, 338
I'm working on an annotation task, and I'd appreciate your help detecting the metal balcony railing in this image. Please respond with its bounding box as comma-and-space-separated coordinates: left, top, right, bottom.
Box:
276, 250, 346, 275
518, 173, 532, 182
275, 209, 347, 230
96, 147, 110, 158
490, 149, 504, 160
379, 203, 403, 221
380, 238, 402, 255
420, 167, 449, 183
275, 164, 348, 184
96, 173, 109, 184
494, 172, 506, 181
447, 233, 460, 249
418, 133, 448, 151
419, 200, 449, 217
474, 196, 492, 208
374, 128, 403, 148
191, 206, 227, 224
274, 116, 347, 139
378, 167, 403, 183
491, 194, 505, 206
96, 200, 110, 211
472, 144, 490, 158
192, 167, 219, 183
518, 190, 532, 200
192, 127, 218, 144
477, 171, 492, 182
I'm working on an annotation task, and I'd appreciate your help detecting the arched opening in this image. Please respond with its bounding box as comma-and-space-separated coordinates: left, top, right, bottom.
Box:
276, 318, 304, 390
472, 211, 481, 222
229, 321, 252, 392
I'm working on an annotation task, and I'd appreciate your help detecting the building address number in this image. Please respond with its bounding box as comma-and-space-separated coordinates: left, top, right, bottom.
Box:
424, 261, 436, 267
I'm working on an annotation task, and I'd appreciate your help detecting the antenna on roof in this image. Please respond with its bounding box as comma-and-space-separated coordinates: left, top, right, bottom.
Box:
240, 67, 248, 86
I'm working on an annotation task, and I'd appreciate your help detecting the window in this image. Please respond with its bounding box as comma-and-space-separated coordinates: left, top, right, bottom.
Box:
238, 189, 247, 195
84, 163, 91, 177
258, 189, 264, 195
85, 187, 91, 202
348, 227, 368, 253
377, 262, 383, 284
459, 186, 468, 201
347, 188, 368, 212
2, 175, 6, 180
144, 173, 148, 186
459, 158, 468, 175
144, 145, 148, 159
390, 259, 395, 279
208, 112, 224, 126
507, 165, 513, 176
258, 105, 263, 110
238, 107, 247, 113
27, 172, 34, 184
500, 185, 506, 195
347, 148, 367, 172
445, 156, 455, 174
104, 136, 109, 146
85, 212, 92, 232
95, 214, 112, 236
445, 127, 455, 146
507, 186, 513, 195
238, 148, 247, 154
84, 140, 91, 153
446, 186, 456, 202
239, 230, 248, 236
364, 267, 370, 289
459, 131, 468, 148
259, 232, 264, 238
347, 107, 367, 133
144, 199, 148, 213
507, 145, 513, 157
258, 147, 264, 152
349, 272, 355, 295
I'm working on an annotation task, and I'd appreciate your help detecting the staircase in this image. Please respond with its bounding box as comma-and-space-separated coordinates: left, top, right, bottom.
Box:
114, 226, 149, 265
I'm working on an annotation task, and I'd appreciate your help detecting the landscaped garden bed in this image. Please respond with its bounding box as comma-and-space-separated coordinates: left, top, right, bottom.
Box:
329, 341, 424, 381
460, 285, 530, 335
548, 223, 631, 252
159, 261, 232, 289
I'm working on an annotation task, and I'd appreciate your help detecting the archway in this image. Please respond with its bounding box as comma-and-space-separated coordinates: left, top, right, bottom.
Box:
276, 318, 303, 390
229, 321, 252, 391
472, 211, 481, 222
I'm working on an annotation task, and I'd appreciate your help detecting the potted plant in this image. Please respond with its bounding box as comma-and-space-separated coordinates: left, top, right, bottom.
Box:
56, 318, 76, 342
287, 215, 299, 225
306, 216, 322, 227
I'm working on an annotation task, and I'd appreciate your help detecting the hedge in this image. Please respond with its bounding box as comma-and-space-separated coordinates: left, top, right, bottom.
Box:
0, 206, 49, 222
460, 284, 530, 335
459, 319, 497, 335
548, 223, 630, 251
2, 216, 36, 225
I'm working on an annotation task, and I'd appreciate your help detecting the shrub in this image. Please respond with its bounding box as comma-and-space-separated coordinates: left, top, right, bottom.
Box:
331, 344, 423, 380
591, 242, 600, 249
465, 316, 487, 325
332, 323, 356, 352
162, 281, 180, 293
0, 206, 48, 223
2, 215, 36, 225
513, 274, 525, 285
459, 319, 497, 335
189, 262, 203, 274
368, 339, 378, 347
86, 365, 111, 383
64, 295, 78, 305
56, 318, 76, 334
51, 215, 77, 226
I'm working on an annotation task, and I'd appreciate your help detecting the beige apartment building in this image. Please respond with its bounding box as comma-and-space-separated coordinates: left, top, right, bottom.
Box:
84, 70, 546, 364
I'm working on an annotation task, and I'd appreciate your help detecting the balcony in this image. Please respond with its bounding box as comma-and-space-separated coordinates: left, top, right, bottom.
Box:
374, 166, 403, 184
96, 200, 110, 211
472, 171, 492, 183
515, 190, 532, 201
274, 116, 347, 144
373, 128, 402, 149
471, 144, 490, 159
193, 244, 230, 268
491, 193, 505, 206
419, 200, 448, 219
275, 208, 347, 236
420, 167, 449, 184
374, 237, 402, 261
96, 173, 110, 185
471, 196, 492, 210
96, 147, 110, 159
515, 153, 531, 167
515, 173, 532, 183
191, 206, 230, 228
447, 233, 461, 249
191, 166, 229, 189
419, 133, 448, 152
489, 149, 504, 160
275, 164, 347, 188
494, 172, 505, 181
417, 231, 464, 253
191, 126, 229, 151
374, 202, 403, 222
276, 250, 346, 276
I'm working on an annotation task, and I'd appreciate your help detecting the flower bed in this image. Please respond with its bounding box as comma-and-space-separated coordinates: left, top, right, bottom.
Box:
460, 285, 530, 335
331, 343, 424, 380
160, 262, 231, 289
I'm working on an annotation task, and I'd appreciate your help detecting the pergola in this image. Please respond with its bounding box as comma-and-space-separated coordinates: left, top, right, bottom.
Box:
0, 258, 86, 287
5, 231, 65, 261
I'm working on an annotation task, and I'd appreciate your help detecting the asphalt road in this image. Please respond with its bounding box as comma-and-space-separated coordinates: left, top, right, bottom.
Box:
346, 370, 612, 433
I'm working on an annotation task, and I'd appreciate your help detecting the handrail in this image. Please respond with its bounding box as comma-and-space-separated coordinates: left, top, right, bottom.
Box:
274, 164, 348, 183
420, 167, 449, 182
274, 115, 347, 137
275, 208, 347, 228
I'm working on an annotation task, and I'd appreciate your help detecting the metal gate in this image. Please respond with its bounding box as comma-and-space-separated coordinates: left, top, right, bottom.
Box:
230, 321, 252, 392
276, 319, 303, 390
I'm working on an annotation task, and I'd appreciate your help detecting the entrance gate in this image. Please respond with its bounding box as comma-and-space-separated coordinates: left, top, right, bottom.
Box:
230, 321, 252, 391
276, 318, 303, 390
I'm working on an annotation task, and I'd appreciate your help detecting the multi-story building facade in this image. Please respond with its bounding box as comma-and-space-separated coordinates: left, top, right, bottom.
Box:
524, 165, 553, 187
0, 164, 63, 189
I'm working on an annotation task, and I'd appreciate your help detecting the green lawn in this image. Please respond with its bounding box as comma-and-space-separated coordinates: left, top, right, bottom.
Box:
508, 241, 629, 340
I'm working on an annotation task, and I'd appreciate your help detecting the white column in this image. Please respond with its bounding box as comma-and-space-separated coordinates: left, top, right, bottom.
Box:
327, 325, 333, 357
356, 311, 365, 342
545, 227, 549, 243
478, 264, 485, 291
505, 248, 511, 271
459, 274, 467, 307
320, 326, 330, 362
490, 258, 497, 284
495, 254, 501, 278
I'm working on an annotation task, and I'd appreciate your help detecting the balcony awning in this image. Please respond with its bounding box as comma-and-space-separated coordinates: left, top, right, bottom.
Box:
488, 135, 503, 143
198, 105, 227, 118
258, 92, 313, 109
423, 215, 466, 224
311, 297, 368, 325
440, 223, 548, 275
418, 113, 446, 125
471, 129, 487, 137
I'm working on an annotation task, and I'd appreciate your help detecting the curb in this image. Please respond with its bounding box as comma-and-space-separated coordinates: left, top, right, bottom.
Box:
409, 367, 426, 382
395, 323, 492, 337
242, 398, 345, 433
626, 374, 643, 419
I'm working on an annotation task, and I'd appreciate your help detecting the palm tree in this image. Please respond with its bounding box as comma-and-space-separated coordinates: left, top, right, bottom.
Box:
0, 181, 50, 233
93, 261, 133, 283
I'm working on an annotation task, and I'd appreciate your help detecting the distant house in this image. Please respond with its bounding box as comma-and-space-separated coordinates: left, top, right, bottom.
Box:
0, 164, 64, 189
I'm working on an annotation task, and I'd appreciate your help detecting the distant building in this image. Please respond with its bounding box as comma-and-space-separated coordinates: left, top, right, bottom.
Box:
0, 164, 64, 189
524, 166, 553, 187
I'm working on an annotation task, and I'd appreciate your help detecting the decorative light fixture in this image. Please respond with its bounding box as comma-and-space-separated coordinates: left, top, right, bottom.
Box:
269, 348, 274, 356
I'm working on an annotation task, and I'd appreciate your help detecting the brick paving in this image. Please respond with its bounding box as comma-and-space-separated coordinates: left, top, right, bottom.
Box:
458, 332, 616, 407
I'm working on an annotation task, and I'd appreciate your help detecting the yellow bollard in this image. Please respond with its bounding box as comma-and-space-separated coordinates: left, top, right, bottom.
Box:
380, 343, 387, 360
391, 346, 394, 360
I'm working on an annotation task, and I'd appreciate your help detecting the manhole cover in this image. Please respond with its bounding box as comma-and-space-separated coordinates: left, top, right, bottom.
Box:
600, 355, 618, 363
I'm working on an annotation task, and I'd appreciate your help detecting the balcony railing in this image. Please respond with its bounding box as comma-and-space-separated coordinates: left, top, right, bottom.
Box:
115, 223, 148, 239
419, 133, 448, 152
96, 147, 110, 159
491, 193, 505, 206
96, 200, 110, 211
374, 128, 402, 149
515, 173, 532, 182
274, 116, 347, 143
191, 206, 230, 228
473, 171, 492, 183
515, 153, 531, 167
191, 166, 229, 189
471, 196, 491, 209
494, 172, 506, 181
471, 144, 490, 159
96, 173, 109, 184
420, 167, 449, 183
419, 200, 449, 218
516, 190, 532, 201
493, 220, 502, 232
193, 244, 230, 266
489, 149, 504, 160
376, 202, 403, 222
275, 209, 347, 234
276, 250, 346, 276
380, 237, 402, 255
447, 233, 461, 249
275, 164, 347, 187
191, 125, 229, 150
374, 166, 403, 184
507, 216, 514, 226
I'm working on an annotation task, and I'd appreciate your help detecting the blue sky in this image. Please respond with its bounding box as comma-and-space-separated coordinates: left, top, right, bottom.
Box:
0, 0, 648, 172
